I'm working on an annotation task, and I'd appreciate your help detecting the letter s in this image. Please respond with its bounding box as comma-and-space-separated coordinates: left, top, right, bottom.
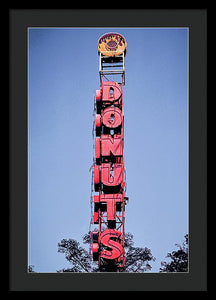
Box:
100, 229, 123, 260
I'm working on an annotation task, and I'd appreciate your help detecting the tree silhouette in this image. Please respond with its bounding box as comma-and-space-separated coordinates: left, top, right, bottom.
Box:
29, 234, 188, 272
159, 234, 188, 272
28, 265, 35, 272
57, 231, 155, 272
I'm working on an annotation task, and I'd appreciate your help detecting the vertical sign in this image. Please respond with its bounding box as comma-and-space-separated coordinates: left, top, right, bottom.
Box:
91, 33, 128, 271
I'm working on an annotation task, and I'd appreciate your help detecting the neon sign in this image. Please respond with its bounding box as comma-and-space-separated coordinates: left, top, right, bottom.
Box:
90, 33, 127, 271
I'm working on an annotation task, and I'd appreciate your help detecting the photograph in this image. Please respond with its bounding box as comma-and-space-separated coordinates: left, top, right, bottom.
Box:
28, 27, 189, 273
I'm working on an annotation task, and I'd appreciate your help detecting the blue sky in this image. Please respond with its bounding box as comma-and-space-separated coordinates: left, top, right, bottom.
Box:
28, 27, 188, 272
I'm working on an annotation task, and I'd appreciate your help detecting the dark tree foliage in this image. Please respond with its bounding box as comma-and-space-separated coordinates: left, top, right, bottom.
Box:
124, 232, 155, 272
159, 234, 188, 272
57, 231, 155, 273
28, 265, 35, 272
57, 239, 93, 272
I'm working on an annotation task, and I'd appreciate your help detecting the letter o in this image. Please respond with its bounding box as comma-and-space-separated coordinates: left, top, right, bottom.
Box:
102, 107, 122, 128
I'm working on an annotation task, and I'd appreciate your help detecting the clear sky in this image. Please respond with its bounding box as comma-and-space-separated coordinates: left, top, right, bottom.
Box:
28, 27, 188, 272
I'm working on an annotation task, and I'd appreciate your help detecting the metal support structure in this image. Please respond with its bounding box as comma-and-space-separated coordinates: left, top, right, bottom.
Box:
99, 52, 125, 85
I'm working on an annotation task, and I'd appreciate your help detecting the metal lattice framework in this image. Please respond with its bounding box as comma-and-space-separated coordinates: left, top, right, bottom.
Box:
90, 33, 128, 272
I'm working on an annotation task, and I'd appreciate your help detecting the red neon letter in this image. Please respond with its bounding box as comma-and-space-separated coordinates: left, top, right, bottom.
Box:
101, 134, 123, 157
100, 229, 123, 259
102, 107, 122, 128
100, 194, 123, 220
102, 81, 122, 102
95, 138, 100, 160
101, 163, 124, 187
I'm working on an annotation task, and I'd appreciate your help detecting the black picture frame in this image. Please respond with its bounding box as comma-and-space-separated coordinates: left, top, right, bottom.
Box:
9, 9, 207, 291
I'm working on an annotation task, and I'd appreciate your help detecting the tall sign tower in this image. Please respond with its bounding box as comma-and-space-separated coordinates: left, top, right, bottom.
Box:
90, 33, 128, 272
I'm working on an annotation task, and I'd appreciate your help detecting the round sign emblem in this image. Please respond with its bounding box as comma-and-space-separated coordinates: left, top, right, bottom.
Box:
98, 33, 127, 57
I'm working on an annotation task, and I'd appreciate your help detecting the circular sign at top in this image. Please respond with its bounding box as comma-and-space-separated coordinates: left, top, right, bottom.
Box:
98, 33, 127, 57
